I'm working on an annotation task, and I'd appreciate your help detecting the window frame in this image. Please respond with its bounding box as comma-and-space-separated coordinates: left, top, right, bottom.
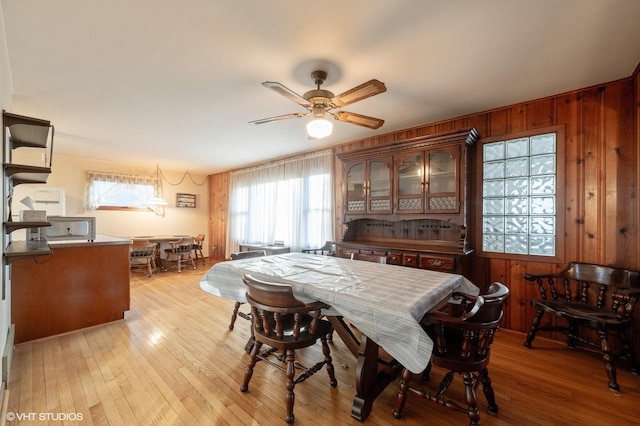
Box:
475, 125, 565, 263
86, 170, 160, 212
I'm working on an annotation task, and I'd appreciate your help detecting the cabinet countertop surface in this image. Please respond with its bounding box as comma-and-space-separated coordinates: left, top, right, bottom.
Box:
46, 234, 132, 247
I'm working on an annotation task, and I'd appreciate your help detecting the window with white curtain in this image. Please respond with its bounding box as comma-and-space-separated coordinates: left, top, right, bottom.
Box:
86, 170, 162, 214
228, 150, 334, 253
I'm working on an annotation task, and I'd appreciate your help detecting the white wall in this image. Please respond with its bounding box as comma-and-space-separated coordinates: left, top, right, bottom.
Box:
41, 154, 210, 256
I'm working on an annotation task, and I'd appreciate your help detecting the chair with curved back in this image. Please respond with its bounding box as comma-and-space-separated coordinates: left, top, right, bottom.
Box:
163, 237, 196, 272
228, 250, 267, 330
192, 233, 206, 265
301, 241, 336, 256
523, 262, 640, 391
240, 273, 337, 424
393, 282, 510, 426
129, 239, 157, 277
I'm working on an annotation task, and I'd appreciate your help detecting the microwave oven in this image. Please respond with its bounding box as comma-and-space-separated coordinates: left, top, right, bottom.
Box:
27, 216, 96, 242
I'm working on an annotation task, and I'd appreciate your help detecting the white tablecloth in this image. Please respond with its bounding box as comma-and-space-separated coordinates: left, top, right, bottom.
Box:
200, 252, 478, 374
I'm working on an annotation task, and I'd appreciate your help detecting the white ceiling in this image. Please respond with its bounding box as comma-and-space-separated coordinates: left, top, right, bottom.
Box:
2, 0, 640, 175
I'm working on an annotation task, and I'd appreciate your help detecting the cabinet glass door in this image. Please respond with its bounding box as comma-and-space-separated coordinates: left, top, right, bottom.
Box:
346, 163, 365, 212
368, 160, 391, 213
396, 153, 424, 212
426, 147, 459, 212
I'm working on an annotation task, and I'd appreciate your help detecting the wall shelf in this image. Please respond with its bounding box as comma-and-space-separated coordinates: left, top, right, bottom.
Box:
4, 240, 51, 264
4, 221, 51, 233
2, 110, 54, 288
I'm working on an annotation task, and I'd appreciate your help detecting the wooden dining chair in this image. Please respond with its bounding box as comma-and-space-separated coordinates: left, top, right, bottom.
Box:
129, 239, 157, 277
240, 273, 337, 424
523, 262, 640, 391
301, 241, 335, 256
228, 250, 267, 330
393, 282, 510, 426
191, 233, 206, 265
162, 238, 196, 272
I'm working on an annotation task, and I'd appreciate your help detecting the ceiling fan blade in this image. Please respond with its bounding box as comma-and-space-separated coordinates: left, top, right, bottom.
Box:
333, 111, 385, 129
262, 81, 311, 108
249, 112, 309, 125
331, 79, 386, 108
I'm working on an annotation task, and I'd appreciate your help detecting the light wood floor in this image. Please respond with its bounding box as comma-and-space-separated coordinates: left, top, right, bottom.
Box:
4, 260, 640, 425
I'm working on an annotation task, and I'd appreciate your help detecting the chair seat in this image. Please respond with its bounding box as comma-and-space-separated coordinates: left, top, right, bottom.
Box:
531, 299, 631, 328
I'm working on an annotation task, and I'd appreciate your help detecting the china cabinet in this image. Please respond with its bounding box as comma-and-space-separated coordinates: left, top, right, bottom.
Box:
336, 128, 479, 277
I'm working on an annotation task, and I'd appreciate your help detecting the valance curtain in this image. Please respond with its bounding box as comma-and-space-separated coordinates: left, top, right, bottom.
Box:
228, 150, 334, 253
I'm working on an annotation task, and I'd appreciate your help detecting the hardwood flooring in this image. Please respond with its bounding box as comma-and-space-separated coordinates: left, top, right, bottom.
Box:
3, 260, 640, 425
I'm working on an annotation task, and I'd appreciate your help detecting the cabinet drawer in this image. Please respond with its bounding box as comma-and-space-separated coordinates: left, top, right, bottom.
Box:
418, 255, 455, 272
402, 253, 419, 267
388, 251, 403, 265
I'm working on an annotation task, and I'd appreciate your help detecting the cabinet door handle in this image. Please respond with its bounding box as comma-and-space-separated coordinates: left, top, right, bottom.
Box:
428, 259, 444, 267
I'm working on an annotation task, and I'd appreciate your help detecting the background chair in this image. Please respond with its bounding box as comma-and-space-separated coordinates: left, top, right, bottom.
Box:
393, 282, 510, 426
523, 262, 640, 391
301, 241, 335, 256
163, 238, 196, 272
192, 233, 206, 265
228, 250, 267, 330
240, 273, 337, 424
129, 239, 157, 277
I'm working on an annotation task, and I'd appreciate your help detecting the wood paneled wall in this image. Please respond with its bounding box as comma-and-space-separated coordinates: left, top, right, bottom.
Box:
207, 70, 640, 355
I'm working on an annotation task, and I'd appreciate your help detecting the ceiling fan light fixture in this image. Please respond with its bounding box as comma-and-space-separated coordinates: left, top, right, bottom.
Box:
307, 116, 333, 139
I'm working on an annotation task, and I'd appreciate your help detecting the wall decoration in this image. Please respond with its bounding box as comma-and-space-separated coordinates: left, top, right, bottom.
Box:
176, 193, 196, 208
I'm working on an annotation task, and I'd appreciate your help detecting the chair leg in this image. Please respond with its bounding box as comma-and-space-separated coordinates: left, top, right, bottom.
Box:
421, 361, 432, 382
320, 335, 337, 386
285, 349, 296, 424
523, 309, 544, 348
599, 329, 620, 391
480, 368, 498, 415
229, 302, 242, 330
462, 372, 481, 426
393, 368, 412, 419
240, 341, 262, 393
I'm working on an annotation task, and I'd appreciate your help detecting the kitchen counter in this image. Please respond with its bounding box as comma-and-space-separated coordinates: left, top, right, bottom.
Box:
11, 235, 131, 343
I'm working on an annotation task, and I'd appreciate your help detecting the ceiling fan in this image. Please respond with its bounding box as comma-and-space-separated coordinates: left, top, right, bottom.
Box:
249, 70, 387, 139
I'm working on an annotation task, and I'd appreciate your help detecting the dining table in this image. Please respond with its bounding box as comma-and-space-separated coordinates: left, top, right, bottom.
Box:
199, 252, 478, 421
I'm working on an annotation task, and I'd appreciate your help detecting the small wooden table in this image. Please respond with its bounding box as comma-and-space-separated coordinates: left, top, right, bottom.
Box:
200, 252, 478, 421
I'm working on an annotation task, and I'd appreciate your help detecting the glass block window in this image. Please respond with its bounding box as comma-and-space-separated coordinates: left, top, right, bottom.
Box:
481, 132, 557, 256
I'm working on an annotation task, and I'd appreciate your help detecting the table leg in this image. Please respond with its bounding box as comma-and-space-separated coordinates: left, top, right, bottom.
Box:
327, 316, 400, 421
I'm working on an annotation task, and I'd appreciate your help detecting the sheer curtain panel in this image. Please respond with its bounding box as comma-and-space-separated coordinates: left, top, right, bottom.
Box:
228, 150, 334, 254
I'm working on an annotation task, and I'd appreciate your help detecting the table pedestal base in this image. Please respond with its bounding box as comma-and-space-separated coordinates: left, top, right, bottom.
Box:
327, 317, 402, 421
